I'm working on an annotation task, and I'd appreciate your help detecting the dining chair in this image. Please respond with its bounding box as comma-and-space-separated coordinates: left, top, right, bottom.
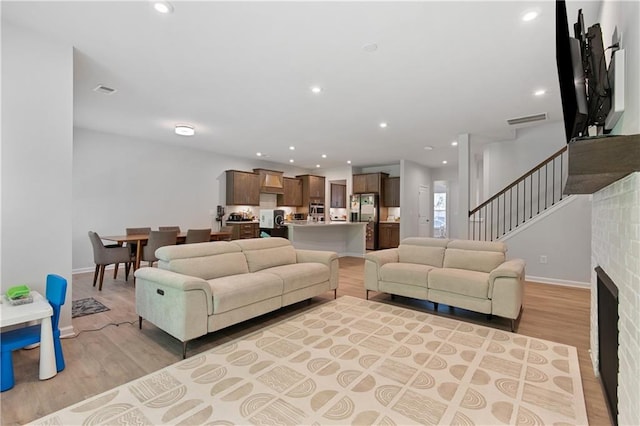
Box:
185, 228, 212, 244
125, 227, 151, 261
142, 230, 178, 266
88, 231, 134, 291
159, 226, 181, 232
1, 274, 67, 392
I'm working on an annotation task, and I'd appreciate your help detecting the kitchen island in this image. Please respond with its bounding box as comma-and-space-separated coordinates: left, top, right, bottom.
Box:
285, 222, 367, 257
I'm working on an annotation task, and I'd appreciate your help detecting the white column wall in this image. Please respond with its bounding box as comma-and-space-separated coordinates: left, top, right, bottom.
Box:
399, 160, 431, 240
1, 22, 73, 329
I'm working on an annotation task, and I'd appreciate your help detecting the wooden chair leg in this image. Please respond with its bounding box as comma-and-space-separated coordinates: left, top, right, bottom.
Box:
124, 263, 131, 281
92, 265, 100, 287
98, 265, 106, 291
113, 263, 119, 279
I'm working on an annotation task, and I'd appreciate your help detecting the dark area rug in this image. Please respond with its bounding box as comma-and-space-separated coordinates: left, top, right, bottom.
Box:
72, 297, 110, 318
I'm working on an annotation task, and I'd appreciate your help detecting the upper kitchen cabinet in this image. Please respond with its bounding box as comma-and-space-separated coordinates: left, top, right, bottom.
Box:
298, 175, 325, 201
277, 177, 303, 206
330, 183, 346, 208
383, 177, 400, 207
226, 170, 260, 206
352, 172, 388, 194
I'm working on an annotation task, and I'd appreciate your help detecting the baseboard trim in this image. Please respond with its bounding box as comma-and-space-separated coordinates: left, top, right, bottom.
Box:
526, 275, 590, 288
60, 325, 76, 338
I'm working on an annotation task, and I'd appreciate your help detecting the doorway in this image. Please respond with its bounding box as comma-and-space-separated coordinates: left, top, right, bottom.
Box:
433, 180, 448, 238
418, 185, 430, 237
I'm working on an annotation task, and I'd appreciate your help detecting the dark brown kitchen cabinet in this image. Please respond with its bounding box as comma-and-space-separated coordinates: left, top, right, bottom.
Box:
226, 170, 260, 205
330, 183, 346, 208
298, 175, 325, 202
378, 223, 400, 249
352, 172, 388, 194
383, 177, 400, 207
227, 222, 259, 240
277, 177, 303, 206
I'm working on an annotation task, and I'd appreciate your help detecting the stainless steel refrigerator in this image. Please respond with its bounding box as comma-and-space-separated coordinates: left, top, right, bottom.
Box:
350, 194, 379, 250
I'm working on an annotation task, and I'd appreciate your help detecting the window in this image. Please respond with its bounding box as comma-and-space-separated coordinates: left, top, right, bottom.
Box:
433, 192, 447, 238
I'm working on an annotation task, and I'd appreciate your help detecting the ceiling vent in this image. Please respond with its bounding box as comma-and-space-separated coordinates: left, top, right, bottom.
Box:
93, 84, 117, 95
507, 112, 547, 126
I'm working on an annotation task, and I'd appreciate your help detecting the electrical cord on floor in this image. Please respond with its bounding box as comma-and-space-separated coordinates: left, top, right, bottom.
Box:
63, 320, 137, 339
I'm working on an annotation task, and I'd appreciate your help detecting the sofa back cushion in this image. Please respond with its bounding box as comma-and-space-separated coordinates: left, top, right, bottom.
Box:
232, 237, 297, 272
443, 239, 506, 273
397, 237, 449, 267
156, 241, 249, 280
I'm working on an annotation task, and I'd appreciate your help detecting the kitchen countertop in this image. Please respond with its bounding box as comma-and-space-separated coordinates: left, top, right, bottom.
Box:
379, 221, 400, 224
285, 221, 366, 226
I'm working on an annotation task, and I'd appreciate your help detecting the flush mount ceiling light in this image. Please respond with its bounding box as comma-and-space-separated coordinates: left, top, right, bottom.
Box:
521, 10, 539, 22
256, 152, 263, 157
289, 146, 295, 150
289, 159, 294, 163
347, 160, 352, 164
362, 43, 378, 52
321, 154, 327, 158
174, 124, 194, 136
153, 1, 174, 14
310, 86, 322, 94
442, 160, 448, 165
451, 141, 458, 146
379, 122, 388, 128
534, 89, 546, 96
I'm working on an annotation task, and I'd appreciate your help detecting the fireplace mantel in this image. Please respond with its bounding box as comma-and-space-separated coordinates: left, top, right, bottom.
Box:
563, 133, 640, 194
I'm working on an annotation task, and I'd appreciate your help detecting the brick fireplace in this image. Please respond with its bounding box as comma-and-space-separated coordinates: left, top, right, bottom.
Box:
591, 172, 640, 426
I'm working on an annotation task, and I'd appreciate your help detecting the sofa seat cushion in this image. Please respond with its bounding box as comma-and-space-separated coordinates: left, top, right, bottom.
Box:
208, 272, 283, 314
263, 262, 329, 293
428, 268, 490, 299
380, 262, 433, 287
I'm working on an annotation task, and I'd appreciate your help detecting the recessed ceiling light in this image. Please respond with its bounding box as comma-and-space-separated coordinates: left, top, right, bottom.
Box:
256, 152, 262, 157
534, 89, 546, 96
424, 146, 433, 150
289, 146, 295, 150
442, 160, 448, 165
316, 164, 321, 168
347, 160, 352, 164
362, 43, 378, 52
289, 159, 294, 163
310, 86, 322, 94
379, 122, 388, 128
451, 141, 458, 147
153, 1, 174, 14
522, 10, 538, 22
321, 154, 327, 158
174, 124, 194, 136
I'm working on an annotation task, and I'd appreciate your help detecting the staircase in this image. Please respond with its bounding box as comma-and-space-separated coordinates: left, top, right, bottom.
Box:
469, 146, 569, 241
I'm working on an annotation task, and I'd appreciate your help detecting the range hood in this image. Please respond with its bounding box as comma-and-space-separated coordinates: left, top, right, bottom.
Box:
254, 169, 284, 194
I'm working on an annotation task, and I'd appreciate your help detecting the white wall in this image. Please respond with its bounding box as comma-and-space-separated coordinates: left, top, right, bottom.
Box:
399, 160, 432, 239
482, 122, 566, 199
73, 127, 308, 271
502, 195, 592, 285
1, 22, 73, 329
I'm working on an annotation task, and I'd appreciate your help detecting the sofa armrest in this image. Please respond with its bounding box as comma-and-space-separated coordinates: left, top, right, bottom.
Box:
488, 259, 525, 320
489, 259, 525, 281
296, 249, 339, 290
364, 249, 399, 291
134, 267, 213, 342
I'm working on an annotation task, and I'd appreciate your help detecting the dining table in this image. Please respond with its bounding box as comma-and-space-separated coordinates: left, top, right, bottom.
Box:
101, 231, 232, 271
0, 291, 57, 385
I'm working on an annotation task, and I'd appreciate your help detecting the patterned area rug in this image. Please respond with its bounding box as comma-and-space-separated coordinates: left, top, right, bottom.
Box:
35, 296, 587, 425
71, 297, 110, 318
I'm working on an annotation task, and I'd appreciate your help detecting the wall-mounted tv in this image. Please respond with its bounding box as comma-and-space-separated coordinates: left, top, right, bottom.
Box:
556, 0, 615, 142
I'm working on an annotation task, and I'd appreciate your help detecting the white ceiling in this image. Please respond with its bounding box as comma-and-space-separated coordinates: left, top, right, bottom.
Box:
2, 1, 601, 170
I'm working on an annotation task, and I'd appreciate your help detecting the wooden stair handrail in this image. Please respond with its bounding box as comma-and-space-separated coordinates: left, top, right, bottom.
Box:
469, 145, 567, 216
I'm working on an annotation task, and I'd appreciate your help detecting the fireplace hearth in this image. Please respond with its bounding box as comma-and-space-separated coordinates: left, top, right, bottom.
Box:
595, 266, 619, 425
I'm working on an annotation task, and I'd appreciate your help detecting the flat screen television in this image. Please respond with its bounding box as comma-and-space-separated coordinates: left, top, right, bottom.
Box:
556, 0, 612, 142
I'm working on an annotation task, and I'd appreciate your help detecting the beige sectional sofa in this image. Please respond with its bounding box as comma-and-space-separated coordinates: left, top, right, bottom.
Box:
364, 237, 525, 331
134, 237, 338, 357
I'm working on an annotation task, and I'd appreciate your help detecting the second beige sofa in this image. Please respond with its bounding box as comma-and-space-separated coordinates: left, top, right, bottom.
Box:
364, 237, 525, 330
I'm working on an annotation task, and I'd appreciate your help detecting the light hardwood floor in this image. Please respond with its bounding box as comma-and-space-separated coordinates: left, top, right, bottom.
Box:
1, 257, 610, 425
